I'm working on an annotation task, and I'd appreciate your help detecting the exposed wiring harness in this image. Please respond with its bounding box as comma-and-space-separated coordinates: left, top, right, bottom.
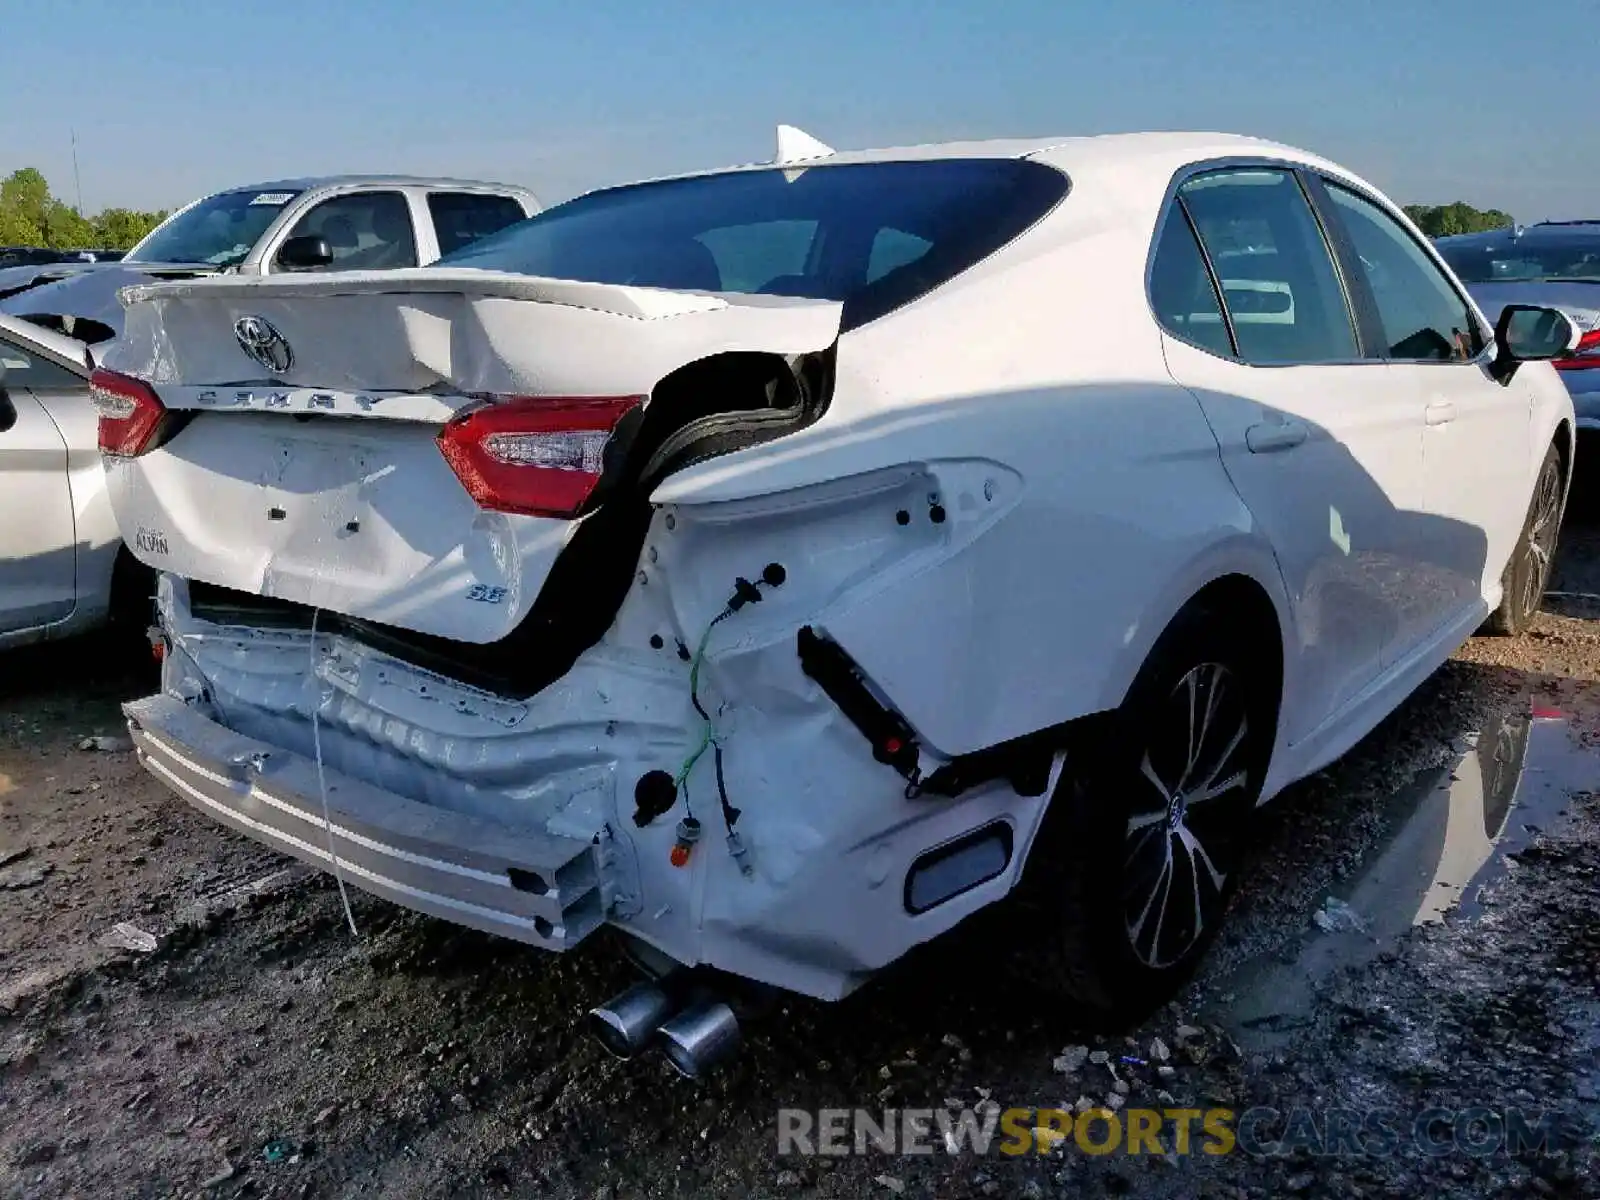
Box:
673, 572, 779, 875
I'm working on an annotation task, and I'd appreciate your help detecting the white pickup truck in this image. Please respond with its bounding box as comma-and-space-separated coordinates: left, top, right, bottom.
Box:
0, 175, 539, 647
0, 174, 541, 341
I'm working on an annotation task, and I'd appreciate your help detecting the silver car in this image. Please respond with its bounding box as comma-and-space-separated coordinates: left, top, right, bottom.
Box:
0, 313, 150, 648
1435, 221, 1600, 428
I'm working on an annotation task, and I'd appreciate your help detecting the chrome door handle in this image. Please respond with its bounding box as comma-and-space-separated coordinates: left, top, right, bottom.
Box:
1245, 420, 1309, 453
1425, 399, 1457, 426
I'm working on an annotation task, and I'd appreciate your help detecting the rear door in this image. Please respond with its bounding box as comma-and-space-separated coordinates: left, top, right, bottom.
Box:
1313, 179, 1526, 626
1153, 166, 1426, 743
0, 332, 80, 632
425, 192, 533, 259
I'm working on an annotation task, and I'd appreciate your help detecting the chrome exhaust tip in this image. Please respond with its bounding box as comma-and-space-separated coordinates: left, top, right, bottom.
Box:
587, 981, 674, 1060
657, 999, 741, 1080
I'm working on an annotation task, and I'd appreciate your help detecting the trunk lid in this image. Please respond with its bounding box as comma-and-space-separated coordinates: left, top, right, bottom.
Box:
101, 269, 841, 645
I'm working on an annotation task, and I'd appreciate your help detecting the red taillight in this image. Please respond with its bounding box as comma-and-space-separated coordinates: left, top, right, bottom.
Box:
436, 395, 642, 518
1554, 328, 1600, 371
90, 368, 168, 456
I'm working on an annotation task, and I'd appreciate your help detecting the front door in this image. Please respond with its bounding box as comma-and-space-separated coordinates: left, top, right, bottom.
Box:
1314, 179, 1528, 627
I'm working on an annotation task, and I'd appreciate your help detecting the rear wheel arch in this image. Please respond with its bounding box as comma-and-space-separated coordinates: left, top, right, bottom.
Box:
1016, 569, 1286, 871
1109, 564, 1289, 738
1013, 572, 1285, 1020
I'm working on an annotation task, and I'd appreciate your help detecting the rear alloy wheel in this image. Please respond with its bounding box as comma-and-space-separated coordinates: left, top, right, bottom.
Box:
1024, 614, 1270, 1022
1122, 661, 1252, 971
1486, 442, 1564, 636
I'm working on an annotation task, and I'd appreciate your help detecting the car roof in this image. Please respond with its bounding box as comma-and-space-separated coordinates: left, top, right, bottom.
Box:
209, 175, 537, 194
592, 130, 1356, 196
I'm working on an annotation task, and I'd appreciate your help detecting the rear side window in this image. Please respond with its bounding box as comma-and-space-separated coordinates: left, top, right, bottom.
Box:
1179, 169, 1358, 365
281, 191, 418, 271
434, 159, 1069, 329
1322, 183, 1482, 362
0, 336, 84, 391
427, 192, 529, 257
1149, 208, 1233, 358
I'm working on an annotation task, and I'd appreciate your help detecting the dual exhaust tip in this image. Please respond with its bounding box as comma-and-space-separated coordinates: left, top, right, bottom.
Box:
588, 980, 740, 1080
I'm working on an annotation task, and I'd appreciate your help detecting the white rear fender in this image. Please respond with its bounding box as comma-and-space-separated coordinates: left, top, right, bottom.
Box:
652, 377, 1270, 756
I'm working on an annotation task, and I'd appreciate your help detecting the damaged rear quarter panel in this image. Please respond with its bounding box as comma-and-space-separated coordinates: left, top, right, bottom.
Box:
651, 232, 1260, 755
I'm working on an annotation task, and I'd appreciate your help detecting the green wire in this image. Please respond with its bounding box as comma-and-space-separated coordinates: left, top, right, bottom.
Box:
674, 611, 726, 789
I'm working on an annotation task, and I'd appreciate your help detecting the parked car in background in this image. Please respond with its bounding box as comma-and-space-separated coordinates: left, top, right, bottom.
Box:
0, 247, 75, 269
98, 131, 1577, 1074
0, 176, 540, 340
1436, 221, 1600, 428
0, 313, 150, 649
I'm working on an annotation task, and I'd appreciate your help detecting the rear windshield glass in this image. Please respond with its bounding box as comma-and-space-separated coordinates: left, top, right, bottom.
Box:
127, 189, 304, 267
434, 159, 1068, 328
1436, 233, 1600, 284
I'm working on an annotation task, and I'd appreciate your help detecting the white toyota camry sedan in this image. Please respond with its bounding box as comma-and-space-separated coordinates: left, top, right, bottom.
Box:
94, 131, 1577, 1074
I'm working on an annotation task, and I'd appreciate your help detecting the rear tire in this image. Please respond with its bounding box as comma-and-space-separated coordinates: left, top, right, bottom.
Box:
1485, 441, 1564, 637
1020, 608, 1273, 1025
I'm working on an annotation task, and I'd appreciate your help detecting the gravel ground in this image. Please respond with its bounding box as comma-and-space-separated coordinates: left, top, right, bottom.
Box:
3, 447, 1600, 1199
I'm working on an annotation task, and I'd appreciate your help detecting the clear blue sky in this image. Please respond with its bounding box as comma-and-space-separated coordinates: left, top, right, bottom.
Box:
5, 0, 1595, 221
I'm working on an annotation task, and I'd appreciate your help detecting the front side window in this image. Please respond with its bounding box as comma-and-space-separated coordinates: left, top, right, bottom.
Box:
427, 192, 529, 257
0, 336, 84, 391
1323, 183, 1482, 362
281, 191, 418, 271
1149, 207, 1234, 358
1179, 169, 1358, 365
434, 159, 1070, 329
126, 188, 303, 267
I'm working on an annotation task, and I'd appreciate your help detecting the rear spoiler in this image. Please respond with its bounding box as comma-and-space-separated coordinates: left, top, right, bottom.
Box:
116, 268, 742, 322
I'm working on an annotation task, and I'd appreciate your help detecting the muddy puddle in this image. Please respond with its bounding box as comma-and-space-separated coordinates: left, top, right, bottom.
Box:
1212, 706, 1597, 1051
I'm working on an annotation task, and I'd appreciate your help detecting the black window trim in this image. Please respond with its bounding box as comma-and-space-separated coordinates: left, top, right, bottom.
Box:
1307, 172, 1493, 368
1166, 196, 1239, 359
1145, 156, 1372, 368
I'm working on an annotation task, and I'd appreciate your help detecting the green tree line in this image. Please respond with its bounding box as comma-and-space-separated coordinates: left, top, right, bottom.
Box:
0, 167, 167, 251
1402, 202, 1514, 237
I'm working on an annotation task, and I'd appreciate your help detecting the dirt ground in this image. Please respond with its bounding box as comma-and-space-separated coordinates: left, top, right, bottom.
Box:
4, 451, 1600, 1199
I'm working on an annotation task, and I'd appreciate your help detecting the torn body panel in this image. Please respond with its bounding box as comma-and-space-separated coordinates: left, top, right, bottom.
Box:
138, 450, 1072, 999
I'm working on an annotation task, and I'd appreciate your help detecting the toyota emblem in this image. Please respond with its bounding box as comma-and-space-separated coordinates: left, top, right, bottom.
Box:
233, 315, 294, 375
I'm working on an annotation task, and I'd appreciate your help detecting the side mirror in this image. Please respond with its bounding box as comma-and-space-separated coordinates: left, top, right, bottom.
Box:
1490, 304, 1580, 385
276, 234, 335, 271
